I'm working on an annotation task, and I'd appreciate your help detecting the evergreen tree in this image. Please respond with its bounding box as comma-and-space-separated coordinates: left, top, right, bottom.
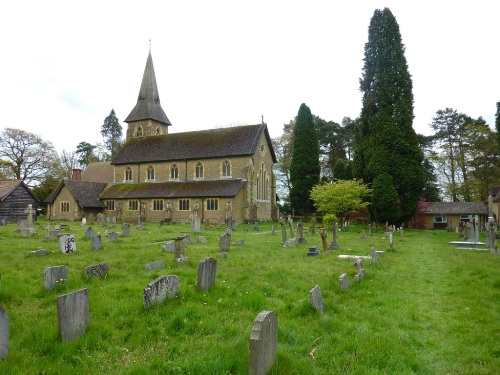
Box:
496, 101, 500, 149
371, 173, 401, 224
289, 103, 320, 215
101, 109, 124, 159
354, 8, 424, 223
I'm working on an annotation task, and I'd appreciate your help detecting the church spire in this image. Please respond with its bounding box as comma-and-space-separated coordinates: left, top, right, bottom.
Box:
124, 49, 171, 126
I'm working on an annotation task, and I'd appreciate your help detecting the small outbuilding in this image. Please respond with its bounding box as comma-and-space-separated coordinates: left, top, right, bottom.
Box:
0, 180, 39, 223
414, 201, 488, 230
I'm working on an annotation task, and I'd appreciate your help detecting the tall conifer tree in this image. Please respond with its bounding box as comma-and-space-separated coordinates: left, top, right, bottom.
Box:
354, 8, 424, 223
290, 103, 320, 215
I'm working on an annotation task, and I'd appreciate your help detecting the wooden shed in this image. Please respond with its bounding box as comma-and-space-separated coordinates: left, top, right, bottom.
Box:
0, 180, 39, 223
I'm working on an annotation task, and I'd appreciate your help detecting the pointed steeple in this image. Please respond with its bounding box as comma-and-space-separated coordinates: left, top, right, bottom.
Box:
124, 50, 171, 126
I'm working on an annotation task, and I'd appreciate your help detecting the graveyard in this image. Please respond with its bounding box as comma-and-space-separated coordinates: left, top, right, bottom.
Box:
0, 219, 499, 374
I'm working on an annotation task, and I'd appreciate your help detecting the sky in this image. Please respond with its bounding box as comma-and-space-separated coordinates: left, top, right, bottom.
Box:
1, 1, 499, 154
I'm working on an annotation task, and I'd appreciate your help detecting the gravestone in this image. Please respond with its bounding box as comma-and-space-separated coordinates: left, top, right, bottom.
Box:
82, 263, 109, 279
81, 218, 87, 226
249, 311, 278, 375
288, 215, 295, 238
271, 225, 276, 236
371, 246, 377, 264
0, 217, 6, 226
196, 257, 217, 291
49, 229, 59, 238
219, 229, 231, 251
329, 222, 339, 249
143, 275, 180, 308
219, 252, 228, 259
339, 273, 349, 290
96, 213, 105, 226
196, 236, 207, 244
20, 204, 37, 237
204, 218, 210, 230
162, 241, 174, 253
309, 285, 324, 312
58, 234, 76, 254
172, 236, 186, 259
307, 246, 320, 257
217, 216, 223, 229
31, 249, 49, 256
253, 222, 260, 232
234, 239, 244, 246
279, 216, 287, 245
0, 307, 9, 358
145, 260, 165, 271
43, 265, 68, 290
183, 235, 193, 245
297, 219, 306, 243
353, 258, 364, 271
360, 233, 367, 240
192, 216, 201, 233
389, 233, 394, 251
106, 232, 119, 242
91, 234, 102, 250
85, 227, 94, 239
368, 224, 372, 236
57, 288, 89, 342
121, 223, 130, 237
87, 213, 95, 225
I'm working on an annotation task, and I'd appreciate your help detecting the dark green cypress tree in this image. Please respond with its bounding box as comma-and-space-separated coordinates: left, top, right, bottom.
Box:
495, 101, 500, 149
354, 8, 424, 223
289, 103, 320, 215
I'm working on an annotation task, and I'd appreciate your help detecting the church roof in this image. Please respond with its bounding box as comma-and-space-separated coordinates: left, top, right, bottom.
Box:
100, 179, 246, 199
124, 50, 171, 126
45, 180, 107, 208
81, 162, 114, 184
112, 123, 277, 165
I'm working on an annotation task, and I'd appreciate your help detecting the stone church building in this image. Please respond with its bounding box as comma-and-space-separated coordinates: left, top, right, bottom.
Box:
46, 51, 278, 224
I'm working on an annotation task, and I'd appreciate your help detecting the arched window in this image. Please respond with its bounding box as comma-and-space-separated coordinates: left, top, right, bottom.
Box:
179, 199, 190, 211
222, 160, 231, 177
170, 164, 179, 180
125, 166, 133, 181
206, 198, 219, 211
135, 125, 143, 137
147, 165, 155, 180
195, 162, 204, 179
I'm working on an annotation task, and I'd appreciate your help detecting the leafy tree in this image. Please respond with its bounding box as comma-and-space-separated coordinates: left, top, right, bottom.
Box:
101, 109, 124, 159
32, 175, 60, 204
354, 8, 424, 223
310, 179, 371, 224
289, 103, 321, 215
0, 128, 59, 187
417, 134, 441, 202
371, 173, 401, 224
272, 120, 294, 204
332, 158, 352, 180
75, 141, 97, 168
314, 116, 344, 179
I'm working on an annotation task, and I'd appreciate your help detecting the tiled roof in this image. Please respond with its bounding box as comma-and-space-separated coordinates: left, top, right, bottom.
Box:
112, 124, 276, 165
421, 201, 487, 215
81, 162, 114, 184
45, 180, 107, 208
0, 180, 38, 202
100, 179, 246, 199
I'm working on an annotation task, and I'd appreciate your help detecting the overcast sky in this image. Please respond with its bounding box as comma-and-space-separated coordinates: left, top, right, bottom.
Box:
1, 1, 498, 153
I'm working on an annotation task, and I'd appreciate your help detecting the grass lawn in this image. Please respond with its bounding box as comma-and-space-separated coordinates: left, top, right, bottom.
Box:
0, 220, 499, 374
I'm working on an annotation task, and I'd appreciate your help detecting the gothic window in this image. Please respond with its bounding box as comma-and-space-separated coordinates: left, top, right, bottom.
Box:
179, 199, 190, 211
195, 162, 204, 179
136, 125, 143, 137
129, 200, 139, 211
125, 167, 133, 181
106, 200, 115, 211
206, 198, 219, 211
60, 201, 70, 213
153, 199, 164, 211
222, 160, 231, 177
257, 163, 268, 200
147, 165, 155, 180
170, 164, 179, 180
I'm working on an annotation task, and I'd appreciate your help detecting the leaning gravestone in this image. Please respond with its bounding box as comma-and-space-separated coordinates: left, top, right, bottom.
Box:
309, 285, 324, 312
219, 230, 231, 251
339, 273, 350, 290
196, 257, 217, 291
0, 307, 8, 358
249, 310, 278, 375
91, 234, 102, 250
43, 265, 68, 291
143, 275, 180, 308
59, 234, 76, 254
85, 227, 94, 239
57, 288, 89, 342
82, 263, 109, 279
145, 260, 165, 271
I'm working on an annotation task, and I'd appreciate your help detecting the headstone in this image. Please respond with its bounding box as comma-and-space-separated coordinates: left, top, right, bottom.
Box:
183, 235, 193, 245
271, 225, 276, 236
49, 229, 59, 238
320, 227, 328, 252
400, 224, 404, 240
85, 227, 95, 239
307, 246, 320, 257
219, 252, 228, 259
82, 263, 109, 279
297, 219, 306, 243
353, 258, 364, 271
253, 222, 260, 232
219, 229, 231, 251
192, 216, 201, 233
329, 222, 339, 249
360, 233, 367, 240
81, 218, 87, 226
57, 288, 89, 342
288, 215, 294, 238
91, 234, 102, 250
249, 311, 278, 375
389, 233, 394, 251
58, 234, 76, 254
145, 260, 165, 271
162, 241, 174, 253
143, 275, 180, 308
368, 224, 372, 236
217, 216, 223, 229
0, 217, 6, 226
121, 223, 130, 237
309, 285, 324, 312
31, 249, 49, 256
204, 218, 210, 230
196, 257, 217, 291
20, 204, 37, 236
43, 265, 68, 290
234, 239, 244, 246
339, 273, 349, 290
279, 216, 287, 245
87, 213, 95, 225
106, 232, 119, 242
0, 307, 9, 358
172, 236, 186, 259
196, 236, 207, 244
370, 246, 377, 264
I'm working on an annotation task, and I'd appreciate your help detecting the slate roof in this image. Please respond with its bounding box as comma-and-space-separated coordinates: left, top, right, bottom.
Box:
421, 202, 487, 215
0, 180, 38, 202
112, 124, 277, 165
124, 50, 171, 126
100, 179, 246, 200
81, 162, 114, 184
45, 180, 107, 208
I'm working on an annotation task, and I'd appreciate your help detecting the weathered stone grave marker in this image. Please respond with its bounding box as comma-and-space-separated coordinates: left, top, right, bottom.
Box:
192, 216, 201, 233
43, 265, 68, 290
145, 260, 165, 271
106, 231, 119, 242
204, 218, 210, 230
249, 311, 278, 375
85, 227, 94, 239
20, 204, 37, 237
143, 275, 180, 308
57, 288, 89, 342
329, 222, 339, 249
219, 229, 231, 251
31, 249, 49, 257
279, 216, 287, 245
82, 263, 109, 279
371, 246, 377, 264
121, 223, 130, 237
196, 236, 207, 244
309, 285, 324, 312
196, 257, 217, 291
339, 273, 350, 290
58, 234, 76, 254
297, 219, 306, 243
162, 241, 174, 253
0, 307, 9, 358
320, 227, 328, 252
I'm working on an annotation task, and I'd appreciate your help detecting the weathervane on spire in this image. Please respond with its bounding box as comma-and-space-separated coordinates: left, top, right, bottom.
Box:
261, 115, 264, 125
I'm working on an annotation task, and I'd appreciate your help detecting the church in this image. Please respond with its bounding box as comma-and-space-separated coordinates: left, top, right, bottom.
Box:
46, 50, 278, 224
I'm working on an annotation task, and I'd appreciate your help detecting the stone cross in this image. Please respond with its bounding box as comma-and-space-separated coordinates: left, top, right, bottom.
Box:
279, 216, 287, 244
297, 219, 306, 243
